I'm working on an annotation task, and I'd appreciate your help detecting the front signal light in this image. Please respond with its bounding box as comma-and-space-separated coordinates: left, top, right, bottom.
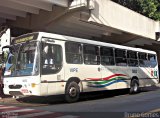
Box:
31, 83, 36, 88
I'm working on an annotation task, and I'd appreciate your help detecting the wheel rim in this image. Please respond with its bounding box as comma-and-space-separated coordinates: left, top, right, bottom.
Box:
133, 83, 138, 92
69, 87, 77, 97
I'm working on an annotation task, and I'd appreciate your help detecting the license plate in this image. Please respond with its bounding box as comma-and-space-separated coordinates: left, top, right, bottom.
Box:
21, 89, 28, 93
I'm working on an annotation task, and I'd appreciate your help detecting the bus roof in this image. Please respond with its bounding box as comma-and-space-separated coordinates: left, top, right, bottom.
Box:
13, 32, 156, 54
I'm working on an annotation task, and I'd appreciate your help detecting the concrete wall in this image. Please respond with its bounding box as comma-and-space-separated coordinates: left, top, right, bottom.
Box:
7, 0, 159, 41
89, 0, 157, 40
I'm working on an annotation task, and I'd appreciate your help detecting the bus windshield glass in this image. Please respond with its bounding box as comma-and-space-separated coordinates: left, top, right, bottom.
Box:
16, 41, 39, 76
7, 41, 40, 77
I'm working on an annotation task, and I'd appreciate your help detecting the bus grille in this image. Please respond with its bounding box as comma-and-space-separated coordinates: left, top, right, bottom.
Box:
9, 91, 23, 96
9, 85, 22, 89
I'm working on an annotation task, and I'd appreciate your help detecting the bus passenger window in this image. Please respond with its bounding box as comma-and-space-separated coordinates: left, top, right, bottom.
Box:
65, 42, 82, 64
100, 47, 115, 65
127, 51, 138, 67
42, 43, 62, 75
148, 54, 157, 68
138, 53, 148, 67
84, 45, 100, 65
115, 49, 127, 66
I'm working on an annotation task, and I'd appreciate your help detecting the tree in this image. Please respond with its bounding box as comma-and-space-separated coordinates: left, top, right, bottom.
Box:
112, 0, 160, 21
1, 51, 8, 63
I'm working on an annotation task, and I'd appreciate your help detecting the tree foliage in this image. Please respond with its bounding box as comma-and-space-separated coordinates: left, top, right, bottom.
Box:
0, 51, 8, 64
112, 0, 160, 21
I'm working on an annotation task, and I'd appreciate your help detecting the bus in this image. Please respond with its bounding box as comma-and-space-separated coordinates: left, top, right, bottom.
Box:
3, 32, 159, 102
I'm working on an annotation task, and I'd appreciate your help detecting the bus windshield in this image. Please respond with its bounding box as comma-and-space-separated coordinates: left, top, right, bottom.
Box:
11, 41, 40, 76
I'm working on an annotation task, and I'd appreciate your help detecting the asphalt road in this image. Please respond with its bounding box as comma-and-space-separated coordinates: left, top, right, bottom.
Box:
28, 87, 160, 118
30, 88, 159, 112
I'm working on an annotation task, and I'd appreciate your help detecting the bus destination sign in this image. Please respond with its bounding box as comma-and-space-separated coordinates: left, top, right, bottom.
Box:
12, 33, 38, 44
15, 36, 34, 44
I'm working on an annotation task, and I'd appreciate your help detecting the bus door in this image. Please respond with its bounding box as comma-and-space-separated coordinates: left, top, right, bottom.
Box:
40, 40, 64, 95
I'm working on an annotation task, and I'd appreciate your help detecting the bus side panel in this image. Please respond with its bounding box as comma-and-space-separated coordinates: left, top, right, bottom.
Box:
138, 67, 159, 87
64, 64, 103, 92
111, 66, 131, 89
101, 66, 118, 90
117, 66, 139, 89
40, 83, 48, 96
41, 71, 65, 95
47, 82, 66, 95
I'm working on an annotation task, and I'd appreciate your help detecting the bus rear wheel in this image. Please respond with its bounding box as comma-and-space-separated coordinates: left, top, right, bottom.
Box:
130, 79, 139, 94
65, 81, 80, 103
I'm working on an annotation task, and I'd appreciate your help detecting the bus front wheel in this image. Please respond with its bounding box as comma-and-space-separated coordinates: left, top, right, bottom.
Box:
130, 79, 139, 94
65, 81, 80, 103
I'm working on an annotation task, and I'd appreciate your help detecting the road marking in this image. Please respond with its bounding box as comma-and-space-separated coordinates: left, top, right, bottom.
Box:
0, 106, 16, 109
0, 105, 81, 118
56, 115, 79, 118
0, 105, 5, 106
148, 108, 160, 112
9, 109, 35, 113
18, 111, 53, 118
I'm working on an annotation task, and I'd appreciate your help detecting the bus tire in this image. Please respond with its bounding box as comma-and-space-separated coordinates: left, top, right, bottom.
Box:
65, 81, 80, 103
130, 79, 139, 94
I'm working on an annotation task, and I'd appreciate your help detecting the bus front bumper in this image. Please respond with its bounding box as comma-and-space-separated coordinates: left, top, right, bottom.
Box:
3, 83, 41, 96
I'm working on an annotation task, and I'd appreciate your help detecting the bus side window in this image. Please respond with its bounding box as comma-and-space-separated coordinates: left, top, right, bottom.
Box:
42, 43, 62, 75
100, 47, 115, 65
83, 45, 100, 65
138, 52, 148, 67
115, 49, 127, 66
148, 54, 157, 68
65, 42, 82, 64
127, 51, 138, 67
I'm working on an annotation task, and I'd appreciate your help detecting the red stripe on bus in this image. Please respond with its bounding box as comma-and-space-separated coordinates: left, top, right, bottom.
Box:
86, 74, 127, 81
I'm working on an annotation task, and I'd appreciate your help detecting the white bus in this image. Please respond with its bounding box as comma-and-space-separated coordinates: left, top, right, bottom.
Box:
3, 32, 159, 102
